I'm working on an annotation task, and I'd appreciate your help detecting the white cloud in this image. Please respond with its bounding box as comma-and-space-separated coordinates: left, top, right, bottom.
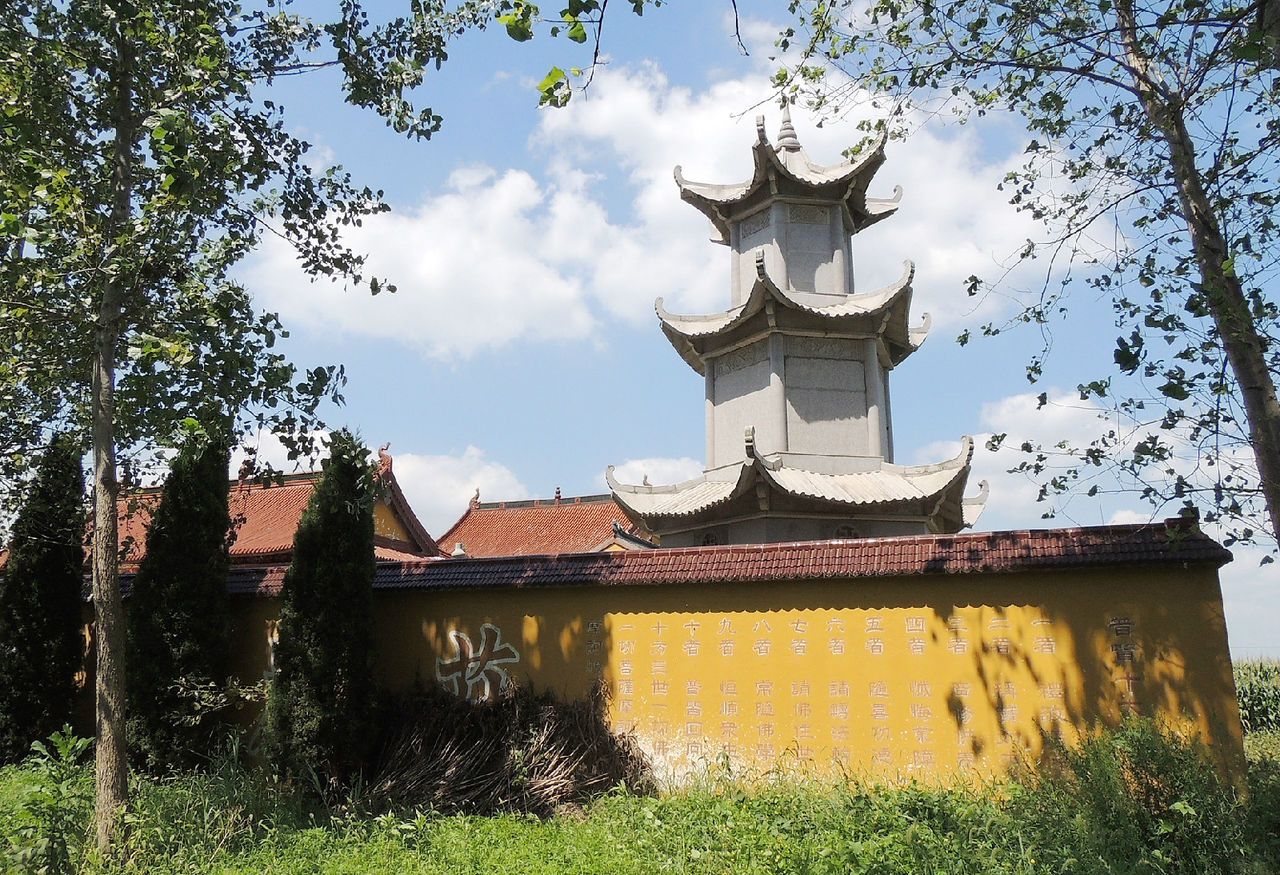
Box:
230, 428, 330, 476
604, 456, 705, 489
245, 168, 599, 359
390, 446, 529, 535
243, 58, 1042, 359
915, 389, 1140, 531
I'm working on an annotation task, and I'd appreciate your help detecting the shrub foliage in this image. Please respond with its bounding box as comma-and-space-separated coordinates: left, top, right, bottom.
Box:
267, 430, 377, 787
126, 435, 234, 769
1009, 718, 1247, 874
0, 436, 85, 763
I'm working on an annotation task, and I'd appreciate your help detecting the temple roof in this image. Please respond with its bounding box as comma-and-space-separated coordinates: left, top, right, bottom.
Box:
655, 253, 929, 374
674, 107, 902, 245
608, 436, 987, 533
439, 492, 653, 558
131, 512, 1231, 598
110, 466, 440, 569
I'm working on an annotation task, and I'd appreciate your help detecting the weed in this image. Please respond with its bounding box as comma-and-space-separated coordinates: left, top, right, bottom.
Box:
4, 727, 92, 874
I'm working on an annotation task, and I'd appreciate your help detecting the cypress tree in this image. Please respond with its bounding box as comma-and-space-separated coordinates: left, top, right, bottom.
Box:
126, 435, 233, 769
0, 435, 86, 763
267, 430, 376, 786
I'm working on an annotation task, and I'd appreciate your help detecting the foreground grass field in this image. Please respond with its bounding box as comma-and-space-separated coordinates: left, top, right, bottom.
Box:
3, 720, 1280, 875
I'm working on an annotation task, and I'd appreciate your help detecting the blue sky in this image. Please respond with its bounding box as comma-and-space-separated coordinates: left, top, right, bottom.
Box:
232, 2, 1276, 656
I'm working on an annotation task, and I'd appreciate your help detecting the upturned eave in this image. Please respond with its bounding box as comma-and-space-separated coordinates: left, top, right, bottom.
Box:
673, 114, 895, 245
655, 255, 922, 375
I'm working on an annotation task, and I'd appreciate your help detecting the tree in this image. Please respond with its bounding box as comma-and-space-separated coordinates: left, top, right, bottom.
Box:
0, 0, 500, 851
0, 0, 675, 851
266, 430, 376, 788
778, 0, 1280, 547
0, 436, 85, 763
125, 434, 232, 770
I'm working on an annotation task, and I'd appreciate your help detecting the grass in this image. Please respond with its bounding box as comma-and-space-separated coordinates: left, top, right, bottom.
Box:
2, 720, 1278, 874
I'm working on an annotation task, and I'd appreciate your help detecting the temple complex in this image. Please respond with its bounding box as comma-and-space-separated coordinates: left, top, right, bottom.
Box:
609, 109, 988, 546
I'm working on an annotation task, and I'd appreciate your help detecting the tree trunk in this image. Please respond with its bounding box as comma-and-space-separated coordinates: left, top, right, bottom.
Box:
92, 17, 135, 857
1118, 0, 1280, 540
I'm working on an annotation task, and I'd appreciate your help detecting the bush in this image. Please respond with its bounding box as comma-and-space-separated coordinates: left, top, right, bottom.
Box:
1008, 717, 1247, 874
367, 683, 654, 817
127, 434, 234, 770
1236, 659, 1280, 733
266, 430, 377, 789
1245, 756, 1280, 871
0, 436, 85, 764
1246, 729, 1280, 764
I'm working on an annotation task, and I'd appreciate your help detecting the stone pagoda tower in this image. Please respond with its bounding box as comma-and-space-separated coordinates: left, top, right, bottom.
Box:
608, 109, 987, 547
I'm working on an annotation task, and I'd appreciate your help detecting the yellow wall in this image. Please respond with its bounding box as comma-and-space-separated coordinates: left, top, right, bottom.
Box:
171, 563, 1249, 781
374, 501, 413, 542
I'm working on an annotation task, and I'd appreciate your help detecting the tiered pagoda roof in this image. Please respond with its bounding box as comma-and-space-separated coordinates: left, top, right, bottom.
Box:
674, 110, 903, 245
656, 253, 928, 374
610, 434, 986, 537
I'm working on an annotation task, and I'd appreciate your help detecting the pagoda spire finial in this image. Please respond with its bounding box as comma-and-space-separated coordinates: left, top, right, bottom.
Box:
777, 104, 801, 152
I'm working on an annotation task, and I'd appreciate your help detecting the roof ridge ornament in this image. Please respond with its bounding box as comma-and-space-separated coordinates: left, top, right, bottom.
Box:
777, 104, 801, 152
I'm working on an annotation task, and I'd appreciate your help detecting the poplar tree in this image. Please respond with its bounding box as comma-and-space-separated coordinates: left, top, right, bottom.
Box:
0, 1, 663, 850
0, 436, 85, 763
126, 434, 232, 770
0, 2, 484, 849
266, 430, 376, 788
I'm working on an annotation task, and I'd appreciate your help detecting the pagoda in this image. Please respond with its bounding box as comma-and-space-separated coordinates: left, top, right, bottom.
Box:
608, 108, 988, 547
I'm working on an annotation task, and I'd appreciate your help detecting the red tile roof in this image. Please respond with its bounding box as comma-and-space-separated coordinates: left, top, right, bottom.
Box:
209, 516, 1230, 598
113, 469, 439, 569
438, 493, 653, 558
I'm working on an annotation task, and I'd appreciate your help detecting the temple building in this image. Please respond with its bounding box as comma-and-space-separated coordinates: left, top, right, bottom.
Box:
51, 109, 1243, 783
609, 109, 988, 546
440, 490, 653, 558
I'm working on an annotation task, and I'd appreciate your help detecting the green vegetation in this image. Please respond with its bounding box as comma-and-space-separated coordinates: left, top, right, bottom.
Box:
0, 436, 85, 764
266, 431, 377, 788
127, 436, 234, 771
0, 719, 1277, 874
1236, 659, 1280, 734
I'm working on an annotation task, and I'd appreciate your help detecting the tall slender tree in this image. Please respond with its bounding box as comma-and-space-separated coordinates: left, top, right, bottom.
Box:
0, 436, 86, 763
0, 1, 668, 850
0, 1, 488, 850
126, 434, 232, 770
266, 430, 376, 788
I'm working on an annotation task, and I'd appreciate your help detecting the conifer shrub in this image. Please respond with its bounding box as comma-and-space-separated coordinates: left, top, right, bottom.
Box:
126, 434, 234, 770
367, 682, 654, 817
0, 436, 85, 763
266, 430, 377, 789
